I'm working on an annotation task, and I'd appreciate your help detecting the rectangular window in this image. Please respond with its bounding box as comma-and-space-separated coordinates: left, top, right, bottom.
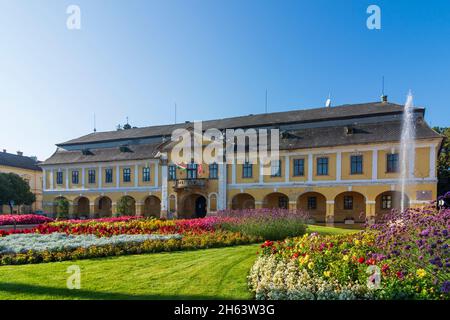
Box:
105, 168, 113, 183
387, 153, 399, 173
381, 195, 392, 209
72, 170, 79, 184
307, 197, 317, 210
56, 171, 63, 185
209, 163, 218, 179
88, 169, 96, 184
242, 162, 253, 178
123, 168, 131, 182
142, 167, 151, 182
350, 155, 363, 174
270, 160, 281, 177
293, 158, 305, 176
187, 163, 197, 179
317, 157, 329, 176
168, 165, 177, 180
344, 196, 353, 210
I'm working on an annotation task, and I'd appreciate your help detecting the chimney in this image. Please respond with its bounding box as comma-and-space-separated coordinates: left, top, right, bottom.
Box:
17, 151, 23, 156
2, 149, 6, 153
381, 95, 388, 103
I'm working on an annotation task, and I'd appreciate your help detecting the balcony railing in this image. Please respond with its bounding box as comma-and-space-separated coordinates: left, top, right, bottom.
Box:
174, 178, 207, 190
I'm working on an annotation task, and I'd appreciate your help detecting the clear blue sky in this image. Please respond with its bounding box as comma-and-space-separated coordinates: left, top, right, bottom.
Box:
0, 0, 449, 160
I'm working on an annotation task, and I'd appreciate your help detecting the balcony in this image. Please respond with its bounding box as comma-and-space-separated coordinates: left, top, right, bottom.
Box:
174, 178, 207, 190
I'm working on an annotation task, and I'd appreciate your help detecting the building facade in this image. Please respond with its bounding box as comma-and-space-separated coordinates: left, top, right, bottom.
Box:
40, 101, 443, 223
0, 150, 43, 214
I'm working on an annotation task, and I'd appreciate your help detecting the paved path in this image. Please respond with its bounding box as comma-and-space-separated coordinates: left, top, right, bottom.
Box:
0, 224, 38, 231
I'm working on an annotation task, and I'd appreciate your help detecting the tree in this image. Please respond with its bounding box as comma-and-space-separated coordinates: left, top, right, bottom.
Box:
116, 196, 135, 216
0, 172, 36, 214
55, 197, 69, 219
433, 127, 450, 195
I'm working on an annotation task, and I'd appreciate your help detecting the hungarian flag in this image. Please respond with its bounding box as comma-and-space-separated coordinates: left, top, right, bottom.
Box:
176, 163, 187, 171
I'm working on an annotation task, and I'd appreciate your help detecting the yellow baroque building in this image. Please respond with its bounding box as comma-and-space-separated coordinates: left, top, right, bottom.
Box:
0, 150, 43, 213
40, 101, 443, 224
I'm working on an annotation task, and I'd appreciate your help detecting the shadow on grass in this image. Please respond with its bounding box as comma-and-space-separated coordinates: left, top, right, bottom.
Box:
0, 282, 230, 300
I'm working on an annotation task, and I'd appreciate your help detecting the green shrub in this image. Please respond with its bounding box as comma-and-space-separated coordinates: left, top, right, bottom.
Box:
55, 198, 69, 219
220, 217, 306, 241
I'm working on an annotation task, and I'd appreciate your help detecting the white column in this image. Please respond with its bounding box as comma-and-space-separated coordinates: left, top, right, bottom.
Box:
65, 168, 69, 189
259, 161, 264, 184
154, 163, 159, 187
161, 163, 168, 212
231, 160, 236, 185
218, 162, 227, 210
49, 170, 54, 190
98, 165, 103, 188
42, 169, 47, 190
116, 165, 120, 188
429, 145, 436, 178
81, 168, 85, 189
308, 154, 313, 182
336, 152, 342, 182
134, 164, 139, 187
284, 155, 290, 183
372, 149, 378, 180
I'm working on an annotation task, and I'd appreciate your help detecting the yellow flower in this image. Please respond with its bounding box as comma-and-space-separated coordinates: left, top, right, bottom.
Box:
323, 271, 331, 277
308, 262, 314, 270
354, 239, 360, 246
416, 269, 427, 278
342, 255, 349, 261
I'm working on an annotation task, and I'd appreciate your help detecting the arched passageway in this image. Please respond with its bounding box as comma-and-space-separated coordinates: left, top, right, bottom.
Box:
143, 196, 161, 218
95, 196, 112, 217
231, 193, 256, 210
334, 192, 366, 223
375, 191, 410, 221
262, 192, 289, 209
297, 192, 326, 222
181, 194, 207, 218
74, 197, 90, 217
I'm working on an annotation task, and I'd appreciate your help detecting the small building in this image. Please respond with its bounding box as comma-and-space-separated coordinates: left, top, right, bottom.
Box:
40, 101, 443, 223
0, 150, 43, 214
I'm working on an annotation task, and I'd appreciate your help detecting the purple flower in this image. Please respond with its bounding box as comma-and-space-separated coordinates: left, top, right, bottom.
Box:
440, 281, 450, 294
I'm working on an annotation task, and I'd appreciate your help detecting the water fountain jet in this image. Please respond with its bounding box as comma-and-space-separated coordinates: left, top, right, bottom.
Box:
399, 90, 416, 212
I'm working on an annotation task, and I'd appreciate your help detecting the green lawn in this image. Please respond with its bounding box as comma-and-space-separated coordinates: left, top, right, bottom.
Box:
0, 225, 356, 300
306, 224, 360, 235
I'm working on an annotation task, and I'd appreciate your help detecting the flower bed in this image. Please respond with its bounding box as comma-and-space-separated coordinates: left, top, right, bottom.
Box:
217, 209, 308, 240
0, 230, 259, 265
0, 214, 53, 226
249, 206, 449, 300
0, 233, 181, 254
31, 216, 223, 237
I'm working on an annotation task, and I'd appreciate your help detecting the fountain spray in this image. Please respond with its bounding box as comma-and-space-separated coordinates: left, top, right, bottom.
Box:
399, 90, 416, 212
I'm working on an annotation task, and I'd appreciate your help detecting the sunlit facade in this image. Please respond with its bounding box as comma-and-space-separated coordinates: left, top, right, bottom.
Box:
41, 101, 442, 224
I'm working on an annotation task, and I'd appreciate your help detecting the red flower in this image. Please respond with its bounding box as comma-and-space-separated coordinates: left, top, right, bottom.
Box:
358, 257, 365, 264
396, 271, 404, 279
381, 264, 390, 273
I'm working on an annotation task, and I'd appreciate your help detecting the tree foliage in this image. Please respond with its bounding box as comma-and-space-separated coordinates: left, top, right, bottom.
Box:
433, 127, 450, 195
55, 197, 69, 219
116, 196, 135, 216
0, 172, 36, 213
